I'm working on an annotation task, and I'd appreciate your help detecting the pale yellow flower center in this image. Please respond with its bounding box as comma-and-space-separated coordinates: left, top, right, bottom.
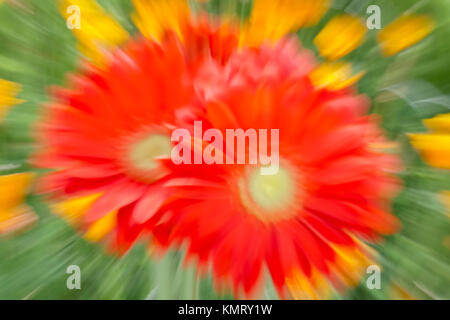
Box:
128, 133, 172, 172
238, 163, 301, 222
121, 132, 173, 183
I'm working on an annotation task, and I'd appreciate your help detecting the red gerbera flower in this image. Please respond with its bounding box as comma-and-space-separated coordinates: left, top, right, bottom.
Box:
152, 38, 402, 298
34, 35, 191, 252
34, 15, 237, 252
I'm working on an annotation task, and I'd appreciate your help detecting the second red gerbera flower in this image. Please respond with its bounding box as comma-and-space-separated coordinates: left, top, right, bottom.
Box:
152, 38, 402, 298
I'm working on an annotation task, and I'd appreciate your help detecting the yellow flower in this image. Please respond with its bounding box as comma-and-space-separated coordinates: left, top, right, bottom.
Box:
131, 0, 190, 42
60, 0, 128, 65
0, 79, 23, 122
378, 15, 434, 56
52, 193, 116, 242
314, 15, 366, 61
409, 113, 450, 169
423, 113, 450, 134
0, 173, 37, 235
240, 0, 330, 47
310, 62, 365, 90
286, 240, 374, 299
331, 241, 375, 287
286, 267, 333, 300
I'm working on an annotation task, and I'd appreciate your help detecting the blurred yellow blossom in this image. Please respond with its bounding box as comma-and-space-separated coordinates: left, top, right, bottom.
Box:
378, 15, 434, 56
286, 267, 333, 300
52, 193, 117, 242
0, 173, 37, 235
286, 241, 374, 299
310, 62, 365, 90
0, 79, 23, 122
409, 113, 450, 169
314, 15, 366, 61
331, 242, 375, 287
132, 0, 190, 42
423, 113, 450, 134
240, 0, 330, 47
60, 0, 129, 65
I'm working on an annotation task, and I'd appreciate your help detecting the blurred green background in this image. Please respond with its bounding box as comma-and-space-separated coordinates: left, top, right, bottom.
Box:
0, 0, 449, 299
